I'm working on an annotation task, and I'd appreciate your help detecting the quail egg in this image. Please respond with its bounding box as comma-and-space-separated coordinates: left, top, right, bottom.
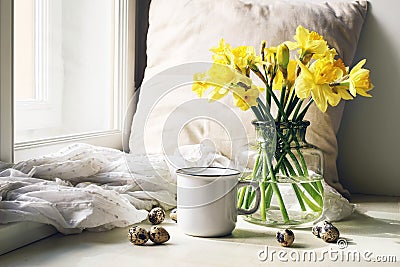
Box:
128, 226, 149, 245
170, 208, 177, 223
148, 207, 166, 225
312, 220, 326, 238
320, 225, 340, 243
276, 229, 295, 247
148, 225, 170, 244
312, 221, 340, 243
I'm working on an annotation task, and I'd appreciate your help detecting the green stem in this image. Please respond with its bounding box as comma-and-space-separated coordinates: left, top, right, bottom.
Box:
301, 183, 323, 207
283, 156, 322, 211
259, 181, 266, 221
277, 84, 287, 123
251, 146, 262, 179
286, 150, 323, 206
281, 163, 306, 211
292, 184, 307, 211
284, 90, 298, 117
244, 186, 254, 209
237, 186, 246, 208
296, 99, 314, 121
292, 138, 323, 207
266, 155, 290, 222
292, 99, 304, 122
288, 150, 304, 176
248, 190, 256, 206
264, 183, 273, 209
256, 98, 274, 123
251, 68, 288, 123
296, 149, 309, 177
316, 181, 324, 193
296, 187, 322, 212
251, 106, 265, 121
279, 130, 323, 208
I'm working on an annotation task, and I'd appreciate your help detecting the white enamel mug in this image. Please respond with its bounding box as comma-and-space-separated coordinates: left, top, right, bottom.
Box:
176, 167, 261, 237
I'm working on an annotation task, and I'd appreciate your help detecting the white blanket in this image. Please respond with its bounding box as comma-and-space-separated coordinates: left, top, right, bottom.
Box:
0, 144, 177, 234
0, 143, 353, 234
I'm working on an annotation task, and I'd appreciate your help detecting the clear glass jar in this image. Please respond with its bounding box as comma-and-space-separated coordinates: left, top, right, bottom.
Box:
237, 120, 324, 227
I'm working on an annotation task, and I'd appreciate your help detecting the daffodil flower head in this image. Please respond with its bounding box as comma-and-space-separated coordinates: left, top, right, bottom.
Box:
210, 38, 234, 65
346, 59, 374, 97
294, 58, 348, 112
207, 63, 243, 85
207, 86, 230, 102
286, 25, 329, 60
264, 46, 277, 64
273, 60, 297, 91
232, 85, 260, 111
231, 45, 260, 74
192, 72, 211, 97
277, 43, 290, 70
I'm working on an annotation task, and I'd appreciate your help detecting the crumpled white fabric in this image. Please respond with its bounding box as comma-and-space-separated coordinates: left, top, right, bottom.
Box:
0, 143, 354, 234
321, 184, 355, 221
0, 143, 177, 234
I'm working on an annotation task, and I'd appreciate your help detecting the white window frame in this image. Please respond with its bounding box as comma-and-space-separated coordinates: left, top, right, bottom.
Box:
14, 0, 62, 133
0, 0, 14, 163
13, 0, 136, 162
0, 0, 136, 254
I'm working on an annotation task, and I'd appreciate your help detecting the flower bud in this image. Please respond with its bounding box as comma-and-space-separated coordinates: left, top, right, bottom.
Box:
277, 44, 289, 69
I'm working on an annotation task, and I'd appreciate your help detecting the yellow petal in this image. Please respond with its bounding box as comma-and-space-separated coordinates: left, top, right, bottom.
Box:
207, 86, 229, 102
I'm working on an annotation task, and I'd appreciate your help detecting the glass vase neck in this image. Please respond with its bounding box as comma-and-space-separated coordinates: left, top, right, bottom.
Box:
252, 120, 310, 146
276, 120, 310, 145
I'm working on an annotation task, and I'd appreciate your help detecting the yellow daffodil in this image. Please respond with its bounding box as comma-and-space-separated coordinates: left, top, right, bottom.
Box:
232, 85, 260, 111
263, 46, 277, 64
313, 47, 338, 61
207, 63, 239, 85
194, 29, 372, 117
207, 86, 230, 102
277, 43, 290, 70
286, 25, 329, 60
192, 72, 211, 97
344, 59, 374, 97
231, 45, 260, 74
210, 38, 233, 65
273, 60, 297, 91
333, 58, 347, 75
294, 58, 346, 112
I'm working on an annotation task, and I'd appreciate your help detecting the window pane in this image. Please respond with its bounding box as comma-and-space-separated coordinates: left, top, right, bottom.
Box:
14, 0, 35, 100
14, 0, 116, 143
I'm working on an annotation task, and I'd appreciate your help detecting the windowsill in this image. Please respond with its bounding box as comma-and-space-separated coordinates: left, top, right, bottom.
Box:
0, 194, 399, 266
0, 222, 57, 255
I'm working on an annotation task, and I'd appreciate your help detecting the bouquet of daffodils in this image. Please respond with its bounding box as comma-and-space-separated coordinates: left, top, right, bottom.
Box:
192, 26, 373, 224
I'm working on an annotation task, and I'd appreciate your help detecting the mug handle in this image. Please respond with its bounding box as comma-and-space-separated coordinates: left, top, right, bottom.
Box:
237, 180, 261, 215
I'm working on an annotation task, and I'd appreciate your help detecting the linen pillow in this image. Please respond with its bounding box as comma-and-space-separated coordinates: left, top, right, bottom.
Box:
129, 0, 368, 198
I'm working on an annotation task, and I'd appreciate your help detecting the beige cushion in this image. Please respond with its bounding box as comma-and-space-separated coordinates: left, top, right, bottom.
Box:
129, 0, 368, 197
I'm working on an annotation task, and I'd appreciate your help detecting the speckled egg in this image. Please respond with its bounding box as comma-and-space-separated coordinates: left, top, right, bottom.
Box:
312, 220, 326, 237
320, 224, 340, 243
312, 221, 340, 243
148, 207, 166, 225
128, 226, 149, 245
148, 225, 170, 244
170, 208, 177, 223
276, 229, 295, 247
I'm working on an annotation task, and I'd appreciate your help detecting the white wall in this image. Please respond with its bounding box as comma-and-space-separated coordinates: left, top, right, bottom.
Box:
337, 0, 400, 196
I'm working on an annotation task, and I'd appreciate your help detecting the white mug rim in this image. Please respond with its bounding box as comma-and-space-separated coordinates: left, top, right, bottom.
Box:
176, 166, 240, 179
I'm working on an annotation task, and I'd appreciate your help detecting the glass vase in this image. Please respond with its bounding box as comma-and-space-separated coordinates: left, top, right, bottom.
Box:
237, 120, 324, 227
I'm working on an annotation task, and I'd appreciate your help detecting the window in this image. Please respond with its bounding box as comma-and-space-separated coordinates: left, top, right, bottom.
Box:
12, 0, 135, 162
0, 0, 136, 253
